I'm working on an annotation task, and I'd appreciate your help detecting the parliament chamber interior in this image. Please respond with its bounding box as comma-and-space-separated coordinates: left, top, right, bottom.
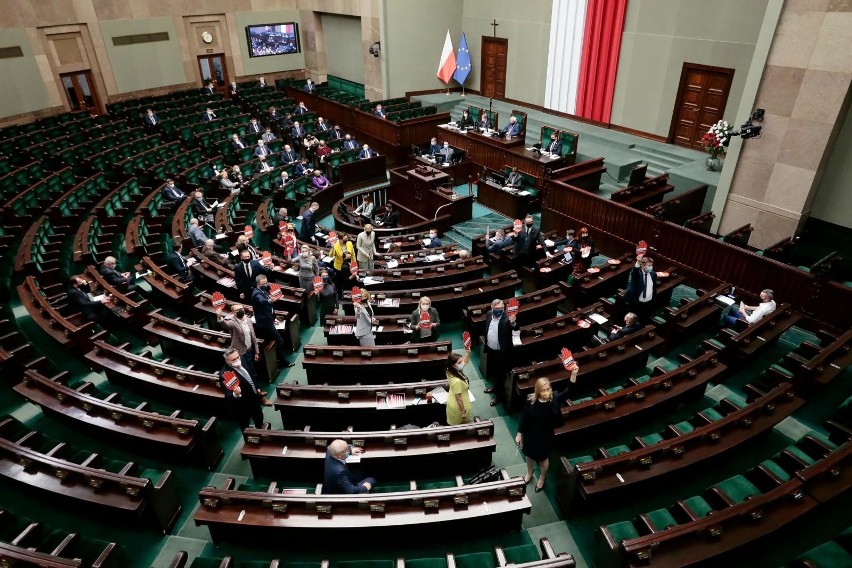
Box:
0, 1, 850, 567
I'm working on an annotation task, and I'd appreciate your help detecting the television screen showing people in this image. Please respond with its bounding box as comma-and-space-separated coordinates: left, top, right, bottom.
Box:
246, 23, 300, 57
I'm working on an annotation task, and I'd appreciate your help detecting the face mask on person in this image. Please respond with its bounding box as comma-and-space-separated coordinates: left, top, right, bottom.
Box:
421, 303, 430, 311
235, 310, 245, 319
492, 309, 504, 319
242, 258, 250, 264
540, 389, 553, 401
342, 450, 351, 460
322, 276, 329, 283
525, 221, 533, 227
551, 137, 557, 141
455, 361, 465, 371
645, 265, 653, 273
230, 359, 242, 369
301, 251, 309, 258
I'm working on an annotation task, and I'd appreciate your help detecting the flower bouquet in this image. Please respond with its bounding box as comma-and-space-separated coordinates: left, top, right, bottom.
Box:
700, 120, 733, 157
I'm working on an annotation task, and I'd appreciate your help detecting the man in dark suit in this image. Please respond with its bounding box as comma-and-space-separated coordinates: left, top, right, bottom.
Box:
161, 179, 186, 206
477, 114, 492, 131
166, 243, 193, 282
505, 167, 523, 189
201, 107, 217, 121
300, 201, 319, 244
234, 250, 269, 300
607, 312, 641, 342
293, 157, 311, 177
514, 215, 544, 267
203, 82, 216, 95
266, 107, 281, 127
142, 109, 161, 130
457, 110, 474, 128
100, 256, 139, 293
228, 82, 239, 97
293, 101, 309, 115
253, 139, 272, 158
342, 135, 359, 151
426, 137, 441, 156
487, 229, 513, 254
290, 121, 306, 149
545, 133, 562, 156
230, 133, 247, 152
323, 439, 375, 494
304, 78, 316, 93
500, 116, 520, 138
191, 190, 216, 224
218, 348, 271, 431
330, 125, 344, 140
187, 217, 207, 248
254, 155, 273, 176
246, 118, 263, 136
439, 142, 454, 163
279, 144, 297, 164
624, 255, 657, 324
66, 276, 110, 324
482, 299, 518, 406
257, 76, 268, 89
357, 144, 377, 160
316, 117, 331, 132
251, 275, 294, 368
374, 104, 387, 119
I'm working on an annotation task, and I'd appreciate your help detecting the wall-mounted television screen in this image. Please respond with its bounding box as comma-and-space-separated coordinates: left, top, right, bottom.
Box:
246, 23, 299, 57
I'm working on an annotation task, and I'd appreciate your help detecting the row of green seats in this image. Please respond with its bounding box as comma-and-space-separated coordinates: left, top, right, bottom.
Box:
791, 526, 852, 567
0, 161, 44, 198
58, 127, 147, 164
150, 148, 205, 183
120, 141, 184, 176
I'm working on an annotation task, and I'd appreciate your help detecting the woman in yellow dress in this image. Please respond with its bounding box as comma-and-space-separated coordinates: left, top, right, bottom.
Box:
446, 349, 472, 425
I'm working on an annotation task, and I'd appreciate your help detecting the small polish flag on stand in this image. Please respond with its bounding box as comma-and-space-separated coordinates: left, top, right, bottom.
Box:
560, 348, 577, 371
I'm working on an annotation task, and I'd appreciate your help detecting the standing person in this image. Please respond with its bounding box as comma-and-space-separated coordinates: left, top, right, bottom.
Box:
409, 296, 440, 343
515, 369, 578, 492
218, 348, 271, 431
446, 349, 472, 426
356, 224, 376, 270
514, 215, 543, 268
574, 227, 595, 273
316, 269, 338, 321
300, 202, 320, 244
624, 255, 656, 324
354, 289, 377, 347
482, 299, 518, 407
216, 303, 261, 379
297, 245, 320, 293
335, 249, 356, 300
251, 275, 295, 370
234, 250, 268, 300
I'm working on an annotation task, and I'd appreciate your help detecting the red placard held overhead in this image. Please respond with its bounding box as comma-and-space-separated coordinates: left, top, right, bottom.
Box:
560, 348, 577, 371
268, 283, 283, 301
313, 276, 324, 293
462, 331, 472, 351
244, 225, 254, 239
211, 291, 225, 309
637, 240, 648, 256
351, 287, 362, 303
513, 219, 522, 234
261, 251, 273, 266
507, 298, 519, 315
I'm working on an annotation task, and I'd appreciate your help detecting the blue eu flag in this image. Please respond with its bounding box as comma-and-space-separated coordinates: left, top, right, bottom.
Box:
453, 32, 471, 85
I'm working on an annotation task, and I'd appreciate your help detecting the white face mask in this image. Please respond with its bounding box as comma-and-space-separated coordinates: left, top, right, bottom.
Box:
229, 359, 242, 369
456, 361, 465, 371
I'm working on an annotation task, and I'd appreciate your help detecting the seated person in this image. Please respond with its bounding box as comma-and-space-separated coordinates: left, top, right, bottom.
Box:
228, 82, 239, 97
477, 113, 492, 131
187, 217, 208, 248
257, 76, 268, 89
546, 229, 577, 260
279, 144, 298, 164
425, 229, 442, 249
342, 135, 359, 151
311, 169, 331, 192
100, 256, 139, 293
487, 229, 513, 253
67, 276, 111, 324
316, 116, 331, 132
375, 203, 399, 228
505, 167, 523, 189
330, 124, 345, 140
266, 106, 281, 126
166, 243, 193, 282
219, 171, 240, 195
261, 127, 276, 143
607, 312, 641, 342
303, 133, 318, 157
161, 178, 186, 205
323, 439, 374, 494
191, 190, 216, 224
438, 141, 454, 163
276, 170, 292, 188
254, 155, 273, 176
293, 101, 309, 115
544, 132, 562, 155
271, 207, 290, 230
253, 139, 272, 158
201, 238, 231, 265
724, 289, 777, 327
293, 157, 311, 177
357, 144, 377, 160
315, 139, 333, 162
353, 196, 375, 220
201, 107, 217, 121
499, 116, 520, 138
374, 104, 387, 119
304, 78, 316, 93
457, 109, 474, 129
142, 109, 161, 129
290, 121, 306, 147
230, 133, 247, 152
427, 137, 441, 156
246, 117, 263, 136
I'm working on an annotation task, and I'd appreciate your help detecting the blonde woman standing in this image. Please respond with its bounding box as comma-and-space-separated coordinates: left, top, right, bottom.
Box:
515, 366, 579, 492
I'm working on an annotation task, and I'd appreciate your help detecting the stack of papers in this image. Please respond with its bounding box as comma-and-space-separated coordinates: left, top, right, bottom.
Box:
588, 313, 608, 325
425, 254, 445, 262
378, 298, 400, 308
518, 190, 531, 196
322, 255, 333, 263
716, 295, 735, 306
386, 259, 399, 269
362, 277, 384, 286
512, 330, 523, 346
429, 386, 449, 404
216, 277, 236, 288
371, 325, 384, 332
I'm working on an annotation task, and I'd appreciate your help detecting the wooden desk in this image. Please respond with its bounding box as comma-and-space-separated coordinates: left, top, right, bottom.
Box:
463, 285, 564, 340
478, 179, 535, 220
301, 341, 451, 384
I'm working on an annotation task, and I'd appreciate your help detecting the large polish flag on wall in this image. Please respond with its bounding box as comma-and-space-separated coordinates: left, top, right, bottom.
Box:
544, 0, 627, 123
437, 30, 456, 84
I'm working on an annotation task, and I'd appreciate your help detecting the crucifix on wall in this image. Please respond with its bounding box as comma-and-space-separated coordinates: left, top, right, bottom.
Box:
490, 19, 499, 37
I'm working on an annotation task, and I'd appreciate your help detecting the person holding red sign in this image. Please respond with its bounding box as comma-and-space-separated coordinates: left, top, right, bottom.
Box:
483, 298, 519, 407
218, 348, 270, 431
515, 366, 578, 492
297, 245, 320, 293
573, 227, 595, 273
251, 275, 295, 370
354, 289, 377, 347
446, 348, 472, 425
624, 254, 657, 324
316, 269, 339, 321
514, 215, 544, 268
216, 302, 262, 377
409, 296, 440, 343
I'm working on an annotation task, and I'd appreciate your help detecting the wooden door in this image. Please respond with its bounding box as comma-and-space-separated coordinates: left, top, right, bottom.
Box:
60, 71, 102, 114
669, 63, 734, 149
197, 54, 228, 95
480, 37, 508, 99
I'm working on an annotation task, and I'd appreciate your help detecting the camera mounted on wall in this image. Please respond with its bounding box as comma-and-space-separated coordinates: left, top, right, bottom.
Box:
369, 42, 381, 58
731, 108, 764, 141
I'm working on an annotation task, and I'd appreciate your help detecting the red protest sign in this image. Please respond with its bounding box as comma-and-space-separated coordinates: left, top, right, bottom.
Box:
462, 331, 472, 351
211, 291, 225, 309
268, 283, 282, 301
351, 287, 362, 303
560, 348, 577, 371
350, 261, 359, 276
261, 251, 272, 266
419, 311, 431, 330
513, 219, 522, 234
222, 371, 240, 391
507, 298, 519, 315
244, 226, 254, 239
313, 276, 323, 293
637, 240, 648, 255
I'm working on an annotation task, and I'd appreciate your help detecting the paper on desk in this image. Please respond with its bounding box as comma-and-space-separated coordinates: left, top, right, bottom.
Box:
362, 277, 383, 286
716, 295, 735, 306
544, 239, 555, 247
588, 313, 608, 325
211, 200, 219, 208
425, 254, 445, 262
422, 238, 431, 246
275, 320, 286, 330
284, 268, 299, 276
296, 216, 303, 220
135, 272, 146, 279
384, 242, 392, 249
92, 294, 106, 302
518, 191, 531, 196
386, 259, 398, 269
230, 249, 239, 256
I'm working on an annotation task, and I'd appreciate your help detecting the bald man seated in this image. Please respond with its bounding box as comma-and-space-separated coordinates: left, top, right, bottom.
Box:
322, 439, 376, 494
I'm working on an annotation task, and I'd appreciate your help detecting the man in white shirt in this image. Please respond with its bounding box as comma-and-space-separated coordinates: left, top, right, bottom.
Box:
724, 289, 777, 327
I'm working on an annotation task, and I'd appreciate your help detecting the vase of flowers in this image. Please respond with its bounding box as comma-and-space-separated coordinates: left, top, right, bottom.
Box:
700, 120, 733, 171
